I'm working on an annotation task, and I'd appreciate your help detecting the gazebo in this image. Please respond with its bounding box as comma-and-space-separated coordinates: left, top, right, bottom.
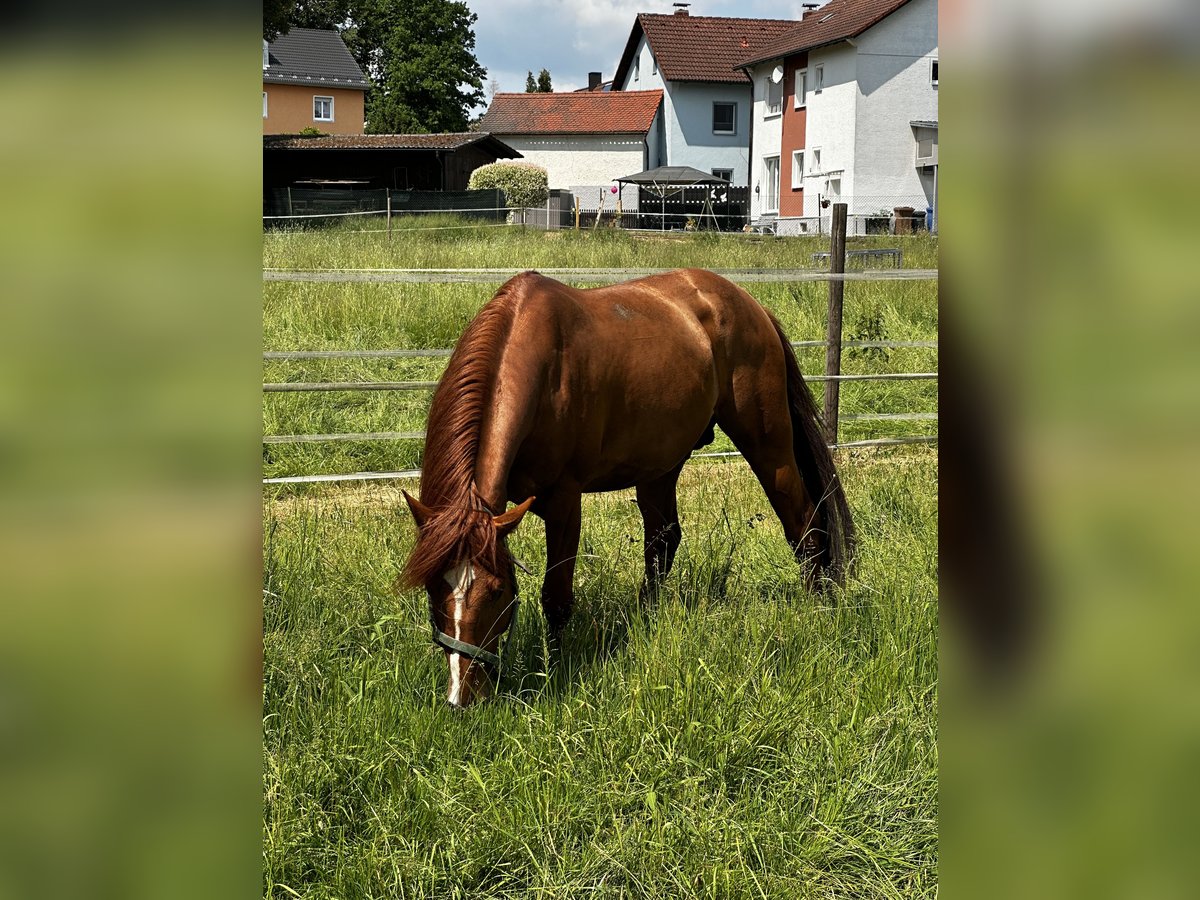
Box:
615, 165, 731, 231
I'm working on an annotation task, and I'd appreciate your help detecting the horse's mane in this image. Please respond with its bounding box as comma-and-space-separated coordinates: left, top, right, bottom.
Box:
401, 274, 531, 589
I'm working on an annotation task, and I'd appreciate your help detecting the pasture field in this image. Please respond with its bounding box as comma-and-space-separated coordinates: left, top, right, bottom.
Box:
263, 223, 938, 481
263, 222, 938, 898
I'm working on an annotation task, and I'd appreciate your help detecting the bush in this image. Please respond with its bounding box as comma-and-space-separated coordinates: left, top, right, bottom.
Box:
467, 162, 549, 209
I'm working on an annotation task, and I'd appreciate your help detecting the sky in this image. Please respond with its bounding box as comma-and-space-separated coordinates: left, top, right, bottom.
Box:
468, 0, 826, 104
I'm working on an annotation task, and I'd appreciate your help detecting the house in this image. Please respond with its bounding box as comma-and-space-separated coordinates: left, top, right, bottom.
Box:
263, 28, 369, 135
477, 91, 663, 198
610, 9, 797, 186
263, 132, 522, 195
735, 0, 938, 234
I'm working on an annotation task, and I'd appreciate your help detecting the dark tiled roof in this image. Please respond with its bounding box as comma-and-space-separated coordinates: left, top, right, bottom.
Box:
613, 14, 797, 86
735, 0, 915, 69
262, 133, 521, 158
478, 91, 663, 135
264, 27, 369, 90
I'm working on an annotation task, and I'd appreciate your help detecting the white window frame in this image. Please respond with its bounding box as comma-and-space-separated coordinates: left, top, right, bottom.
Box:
314, 95, 334, 122
652, 54, 657, 75
765, 76, 782, 118
794, 68, 807, 109
263, 40, 269, 69
712, 168, 734, 182
931, 58, 938, 86
763, 155, 780, 214
814, 65, 824, 95
634, 56, 640, 82
712, 101, 737, 135
263, 91, 268, 118
810, 147, 821, 174
791, 150, 804, 188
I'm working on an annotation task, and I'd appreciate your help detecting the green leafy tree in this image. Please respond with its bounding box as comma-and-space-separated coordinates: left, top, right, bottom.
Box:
537, 69, 552, 92
263, 0, 295, 38
525, 71, 537, 93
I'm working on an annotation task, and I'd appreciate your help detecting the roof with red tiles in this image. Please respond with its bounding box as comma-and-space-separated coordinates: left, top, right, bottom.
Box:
477, 90, 663, 135
735, 0, 915, 69
613, 13, 797, 86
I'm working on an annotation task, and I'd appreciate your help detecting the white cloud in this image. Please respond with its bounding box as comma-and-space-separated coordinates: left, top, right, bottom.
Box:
469, 1, 808, 111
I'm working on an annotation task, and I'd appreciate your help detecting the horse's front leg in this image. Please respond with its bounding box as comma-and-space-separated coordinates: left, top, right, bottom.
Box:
539, 490, 582, 641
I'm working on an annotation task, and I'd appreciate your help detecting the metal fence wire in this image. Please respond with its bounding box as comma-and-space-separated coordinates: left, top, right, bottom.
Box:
263, 257, 938, 486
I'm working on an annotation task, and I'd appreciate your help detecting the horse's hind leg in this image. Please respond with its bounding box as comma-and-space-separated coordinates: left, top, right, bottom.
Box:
716, 392, 823, 588
636, 462, 685, 601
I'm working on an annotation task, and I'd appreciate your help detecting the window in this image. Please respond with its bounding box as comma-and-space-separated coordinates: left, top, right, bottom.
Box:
314, 96, 333, 122
712, 102, 736, 135
712, 168, 734, 182
826, 177, 841, 200
763, 156, 780, 213
814, 65, 824, 94
794, 68, 807, 108
263, 40, 269, 69
931, 59, 938, 86
791, 150, 804, 187
652, 54, 657, 75
810, 147, 821, 173
765, 76, 782, 117
634, 56, 640, 81
263, 91, 268, 118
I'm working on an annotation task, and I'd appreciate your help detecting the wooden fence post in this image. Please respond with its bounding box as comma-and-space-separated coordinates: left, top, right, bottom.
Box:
824, 202, 848, 445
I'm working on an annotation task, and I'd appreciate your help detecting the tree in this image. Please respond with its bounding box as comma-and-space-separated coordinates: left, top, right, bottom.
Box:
537, 69, 552, 93
264, 0, 487, 133
362, 0, 486, 133
263, 0, 295, 39
525, 71, 537, 93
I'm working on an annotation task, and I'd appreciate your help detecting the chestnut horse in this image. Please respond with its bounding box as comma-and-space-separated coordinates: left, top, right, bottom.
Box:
402, 269, 854, 706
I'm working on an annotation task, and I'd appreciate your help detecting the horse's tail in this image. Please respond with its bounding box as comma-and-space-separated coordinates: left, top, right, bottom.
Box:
768, 314, 857, 584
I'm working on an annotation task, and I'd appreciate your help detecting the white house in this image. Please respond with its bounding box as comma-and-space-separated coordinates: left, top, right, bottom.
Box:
737, 0, 938, 235
477, 90, 663, 204
611, 10, 796, 186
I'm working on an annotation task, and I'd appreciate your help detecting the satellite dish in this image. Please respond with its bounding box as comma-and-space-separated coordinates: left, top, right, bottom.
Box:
770, 65, 784, 84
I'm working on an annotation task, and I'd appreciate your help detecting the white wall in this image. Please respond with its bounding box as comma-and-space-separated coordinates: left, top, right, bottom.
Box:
618, 32, 753, 184
666, 82, 753, 184
797, 42, 859, 218
494, 135, 647, 193
746, 61, 783, 220
852, 0, 938, 214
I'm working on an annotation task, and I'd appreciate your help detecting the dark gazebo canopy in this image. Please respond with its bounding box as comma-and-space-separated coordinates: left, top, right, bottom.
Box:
616, 165, 732, 231
616, 165, 730, 194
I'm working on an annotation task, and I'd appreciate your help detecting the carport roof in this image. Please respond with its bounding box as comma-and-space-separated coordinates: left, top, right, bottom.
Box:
263, 133, 521, 158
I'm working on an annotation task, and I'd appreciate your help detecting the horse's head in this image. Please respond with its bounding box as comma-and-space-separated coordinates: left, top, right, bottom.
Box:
403, 493, 534, 708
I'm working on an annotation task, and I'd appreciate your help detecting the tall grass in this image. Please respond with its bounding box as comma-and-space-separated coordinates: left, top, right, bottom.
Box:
262, 224, 937, 897
264, 218, 939, 271
263, 455, 937, 898
263, 227, 937, 481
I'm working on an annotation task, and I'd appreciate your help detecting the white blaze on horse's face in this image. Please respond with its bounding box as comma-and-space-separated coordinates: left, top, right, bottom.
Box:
443, 561, 475, 707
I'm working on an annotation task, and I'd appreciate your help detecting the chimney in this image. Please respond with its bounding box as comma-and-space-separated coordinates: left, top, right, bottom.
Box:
673, 3, 690, 15
802, 2, 819, 18
588, 71, 602, 90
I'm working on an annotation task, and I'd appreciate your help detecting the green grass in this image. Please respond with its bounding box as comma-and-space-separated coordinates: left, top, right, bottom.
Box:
263, 225, 937, 481
263, 217, 939, 271
262, 223, 937, 897
263, 455, 937, 898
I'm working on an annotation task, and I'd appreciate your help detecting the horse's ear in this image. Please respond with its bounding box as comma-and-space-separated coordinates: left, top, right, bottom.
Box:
494, 496, 535, 538
403, 491, 434, 530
